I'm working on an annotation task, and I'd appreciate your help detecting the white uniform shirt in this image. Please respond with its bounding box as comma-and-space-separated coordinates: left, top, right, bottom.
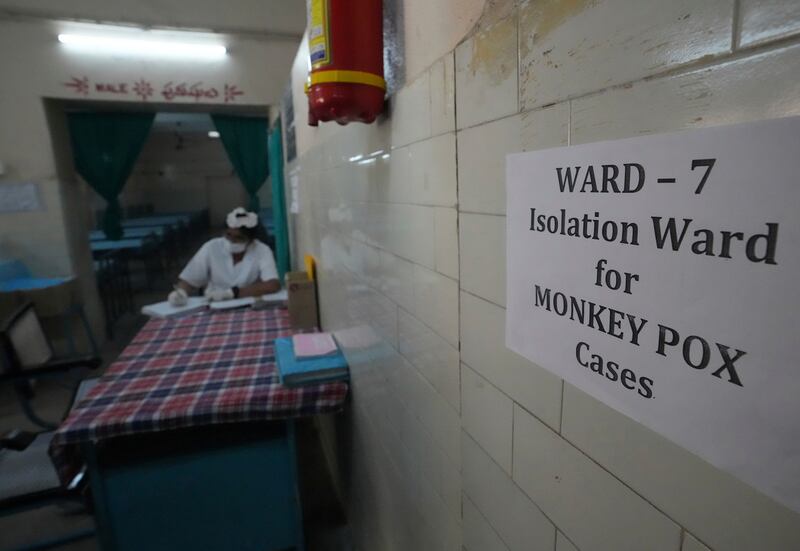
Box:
179, 237, 278, 290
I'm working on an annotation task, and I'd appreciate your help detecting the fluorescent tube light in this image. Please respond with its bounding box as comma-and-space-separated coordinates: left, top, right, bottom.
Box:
208, 130, 220, 138
58, 33, 227, 60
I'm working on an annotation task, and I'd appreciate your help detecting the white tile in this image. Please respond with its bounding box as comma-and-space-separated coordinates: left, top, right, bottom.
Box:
463, 495, 510, 551
384, 203, 436, 268
430, 52, 457, 135
556, 531, 580, 551
572, 43, 800, 145
386, 403, 461, 539
458, 114, 522, 215
382, 144, 414, 204
379, 250, 415, 312
513, 405, 682, 551
462, 431, 556, 551
520, 102, 570, 151
363, 290, 398, 349
441, 451, 462, 520
560, 385, 800, 551
348, 240, 382, 289
354, 201, 381, 249
682, 533, 711, 551
458, 104, 569, 216
462, 364, 514, 473
398, 308, 461, 412
399, 404, 462, 518
460, 291, 563, 430
401, 0, 486, 82
434, 207, 459, 279
427, 386, 462, 464
518, 0, 733, 110
409, 133, 457, 207
350, 401, 448, 551
390, 69, 432, 147
413, 265, 459, 347
460, 213, 505, 307
387, 352, 420, 411
455, 11, 518, 129
739, 0, 800, 47
392, 356, 461, 463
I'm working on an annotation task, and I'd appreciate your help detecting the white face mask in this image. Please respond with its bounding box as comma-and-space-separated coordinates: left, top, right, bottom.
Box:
224, 239, 248, 254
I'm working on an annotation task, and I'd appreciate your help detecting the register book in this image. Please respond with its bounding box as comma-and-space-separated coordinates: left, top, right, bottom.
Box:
275, 337, 348, 387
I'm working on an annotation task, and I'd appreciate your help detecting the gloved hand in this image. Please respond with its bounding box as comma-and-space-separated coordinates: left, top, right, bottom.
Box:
168, 288, 188, 307
204, 287, 235, 302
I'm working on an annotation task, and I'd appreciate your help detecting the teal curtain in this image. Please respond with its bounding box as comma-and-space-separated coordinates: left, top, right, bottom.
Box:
211, 115, 270, 212
269, 119, 290, 280
68, 112, 154, 240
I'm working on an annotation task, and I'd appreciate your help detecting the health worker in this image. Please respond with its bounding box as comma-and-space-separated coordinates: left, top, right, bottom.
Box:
168, 207, 280, 306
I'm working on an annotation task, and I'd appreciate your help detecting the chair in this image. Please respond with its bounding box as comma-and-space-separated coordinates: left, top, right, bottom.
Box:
0, 302, 101, 549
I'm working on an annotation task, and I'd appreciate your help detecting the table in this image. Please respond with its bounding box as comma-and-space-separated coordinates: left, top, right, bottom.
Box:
121, 215, 190, 228
0, 275, 97, 355
90, 238, 147, 253
89, 228, 164, 241
49, 307, 348, 551
0, 259, 30, 281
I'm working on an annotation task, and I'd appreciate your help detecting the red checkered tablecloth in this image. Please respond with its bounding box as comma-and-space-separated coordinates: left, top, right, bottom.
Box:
49, 306, 348, 484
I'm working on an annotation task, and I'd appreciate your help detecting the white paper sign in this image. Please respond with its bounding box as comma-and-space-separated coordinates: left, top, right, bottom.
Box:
0, 182, 42, 213
506, 117, 800, 512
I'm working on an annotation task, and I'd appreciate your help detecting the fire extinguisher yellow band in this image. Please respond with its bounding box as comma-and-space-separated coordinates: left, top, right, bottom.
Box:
308, 70, 387, 90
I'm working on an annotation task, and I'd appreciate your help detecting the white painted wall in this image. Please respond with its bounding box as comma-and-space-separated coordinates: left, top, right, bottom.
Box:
285, 0, 800, 549
0, 0, 305, 35
0, 14, 298, 336
116, 131, 251, 228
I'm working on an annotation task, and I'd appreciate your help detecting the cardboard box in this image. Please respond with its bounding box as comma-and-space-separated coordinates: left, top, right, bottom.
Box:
286, 271, 318, 330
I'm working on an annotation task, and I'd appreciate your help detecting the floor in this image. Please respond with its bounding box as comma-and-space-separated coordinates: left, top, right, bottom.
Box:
1, 231, 353, 551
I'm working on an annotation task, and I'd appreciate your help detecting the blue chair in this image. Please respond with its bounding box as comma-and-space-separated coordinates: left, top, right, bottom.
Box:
0, 302, 102, 550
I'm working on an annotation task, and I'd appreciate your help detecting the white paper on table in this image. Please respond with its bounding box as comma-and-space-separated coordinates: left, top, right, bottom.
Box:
141, 297, 208, 318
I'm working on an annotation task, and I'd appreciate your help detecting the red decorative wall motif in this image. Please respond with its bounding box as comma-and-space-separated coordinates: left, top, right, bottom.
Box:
62, 76, 245, 103
63, 76, 90, 96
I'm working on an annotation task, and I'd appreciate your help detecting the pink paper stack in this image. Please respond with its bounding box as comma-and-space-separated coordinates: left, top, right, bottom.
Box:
291, 332, 338, 359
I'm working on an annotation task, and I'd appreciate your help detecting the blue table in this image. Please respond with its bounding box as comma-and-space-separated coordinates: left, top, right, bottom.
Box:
0, 275, 97, 355
91, 239, 146, 253
89, 228, 164, 242
121, 215, 190, 228
0, 259, 31, 281
0, 276, 71, 292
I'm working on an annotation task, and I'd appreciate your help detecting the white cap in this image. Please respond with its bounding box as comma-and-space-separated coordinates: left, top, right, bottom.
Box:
226, 207, 258, 229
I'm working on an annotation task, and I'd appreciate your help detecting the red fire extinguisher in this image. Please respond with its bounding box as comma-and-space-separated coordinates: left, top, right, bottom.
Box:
306, 0, 385, 126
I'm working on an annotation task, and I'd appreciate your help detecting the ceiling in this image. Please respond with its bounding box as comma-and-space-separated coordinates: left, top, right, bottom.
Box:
0, 0, 306, 38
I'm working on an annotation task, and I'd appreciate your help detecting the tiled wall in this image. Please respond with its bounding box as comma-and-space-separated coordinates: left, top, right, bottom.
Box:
286, 1, 800, 549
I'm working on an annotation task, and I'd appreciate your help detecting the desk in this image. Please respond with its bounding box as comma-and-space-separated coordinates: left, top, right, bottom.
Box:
0, 259, 30, 281
121, 215, 190, 228
90, 238, 147, 253
0, 275, 97, 355
89, 228, 164, 241
50, 307, 347, 551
